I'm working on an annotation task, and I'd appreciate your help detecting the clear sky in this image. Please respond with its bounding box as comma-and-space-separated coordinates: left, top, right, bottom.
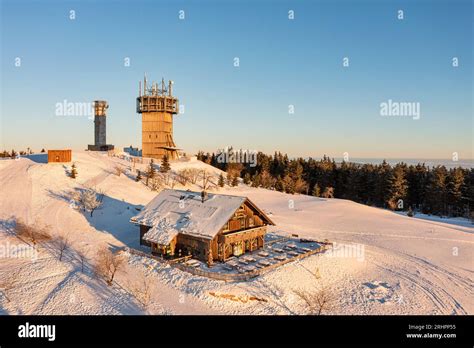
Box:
1, 0, 472, 160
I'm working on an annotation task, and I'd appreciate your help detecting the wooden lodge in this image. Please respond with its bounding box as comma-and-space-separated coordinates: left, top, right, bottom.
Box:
130, 189, 275, 265
47, 149, 72, 163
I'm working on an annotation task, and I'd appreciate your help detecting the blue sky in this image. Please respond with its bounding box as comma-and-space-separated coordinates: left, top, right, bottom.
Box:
1, 0, 472, 159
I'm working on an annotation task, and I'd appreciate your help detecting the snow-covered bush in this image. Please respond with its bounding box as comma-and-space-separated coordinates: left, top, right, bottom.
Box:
74, 187, 104, 217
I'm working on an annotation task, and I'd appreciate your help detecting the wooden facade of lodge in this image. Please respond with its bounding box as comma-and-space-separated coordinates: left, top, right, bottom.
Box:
131, 189, 274, 265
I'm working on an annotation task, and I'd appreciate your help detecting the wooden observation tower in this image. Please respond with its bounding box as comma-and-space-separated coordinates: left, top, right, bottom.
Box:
136, 75, 180, 160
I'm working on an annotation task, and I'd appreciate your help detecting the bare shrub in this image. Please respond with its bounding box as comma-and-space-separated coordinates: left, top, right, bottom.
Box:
176, 169, 189, 185
94, 247, 125, 285
128, 270, 154, 310
51, 234, 71, 261
149, 176, 162, 191
169, 174, 179, 188
161, 171, 171, 186
76, 248, 88, 272
115, 166, 124, 176
313, 267, 321, 280
201, 170, 212, 190
14, 219, 51, 245
293, 285, 335, 315
187, 168, 200, 184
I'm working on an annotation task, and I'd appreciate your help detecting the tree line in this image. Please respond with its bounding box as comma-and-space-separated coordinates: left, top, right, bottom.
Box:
0, 148, 45, 157
197, 151, 474, 219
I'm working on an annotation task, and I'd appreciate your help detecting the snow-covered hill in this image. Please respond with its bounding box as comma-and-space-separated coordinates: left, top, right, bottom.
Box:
0, 152, 472, 315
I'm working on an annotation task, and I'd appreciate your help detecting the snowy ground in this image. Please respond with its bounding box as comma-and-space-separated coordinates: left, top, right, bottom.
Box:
0, 151, 472, 315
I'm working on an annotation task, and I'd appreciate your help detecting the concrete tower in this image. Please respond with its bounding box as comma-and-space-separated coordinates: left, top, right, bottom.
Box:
88, 100, 114, 151
136, 75, 180, 160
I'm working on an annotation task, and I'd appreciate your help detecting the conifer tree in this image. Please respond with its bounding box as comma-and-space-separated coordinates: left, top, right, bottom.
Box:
425, 166, 448, 216
446, 167, 465, 216
322, 186, 334, 198
231, 175, 239, 187
70, 163, 78, 179
312, 183, 321, 197
160, 154, 171, 173
406, 163, 427, 211
283, 175, 295, 194
195, 149, 471, 218
251, 173, 261, 188
243, 173, 251, 185
375, 160, 392, 207
275, 176, 285, 192
146, 159, 156, 186
218, 173, 225, 187
386, 164, 408, 210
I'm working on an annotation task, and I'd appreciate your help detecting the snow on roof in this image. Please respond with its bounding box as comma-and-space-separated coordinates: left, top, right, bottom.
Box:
131, 189, 247, 240
142, 218, 179, 245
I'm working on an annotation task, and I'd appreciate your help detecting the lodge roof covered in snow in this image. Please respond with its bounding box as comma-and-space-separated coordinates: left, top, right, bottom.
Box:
130, 189, 274, 242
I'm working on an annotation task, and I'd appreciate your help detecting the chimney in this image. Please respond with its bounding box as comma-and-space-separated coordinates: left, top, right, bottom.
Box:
201, 191, 208, 203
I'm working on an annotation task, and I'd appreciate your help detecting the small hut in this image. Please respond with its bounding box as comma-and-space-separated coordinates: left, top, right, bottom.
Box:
130, 189, 275, 264
47, 149, 72, 163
